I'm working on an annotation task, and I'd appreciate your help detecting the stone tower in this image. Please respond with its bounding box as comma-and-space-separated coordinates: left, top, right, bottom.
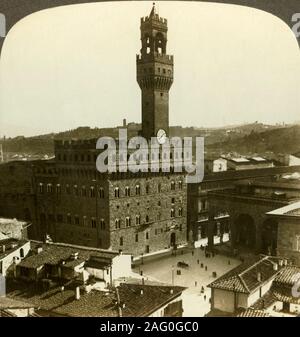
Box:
137, 3, 174, 140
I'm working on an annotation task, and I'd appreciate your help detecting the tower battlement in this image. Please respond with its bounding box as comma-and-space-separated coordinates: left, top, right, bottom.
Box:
141, 15, 168, 26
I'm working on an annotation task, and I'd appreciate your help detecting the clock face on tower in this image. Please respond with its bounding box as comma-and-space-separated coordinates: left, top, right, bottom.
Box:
157, 129, 167, 144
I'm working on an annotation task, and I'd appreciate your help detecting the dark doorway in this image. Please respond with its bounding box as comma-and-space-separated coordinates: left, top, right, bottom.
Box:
262, 218, 278, 255
170, 232, 176, 247
235, 214, 256, 248
282, 302, 290, 313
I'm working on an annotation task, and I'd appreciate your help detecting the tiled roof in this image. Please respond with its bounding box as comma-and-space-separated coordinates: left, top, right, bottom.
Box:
0, 310, 17, 317
0, 296, 36, 309
271, 286, 300, 305
267, 202, 300, 217
274, 266, 300, 286
286, 209, 300, 216
208, 256, 283, 294
6, 280, 185, 317
6, 280, 118, 317
51, 290, 119, 317
18, 241, 119, 269
118, 283, 186, 317
237, 309, 270, 317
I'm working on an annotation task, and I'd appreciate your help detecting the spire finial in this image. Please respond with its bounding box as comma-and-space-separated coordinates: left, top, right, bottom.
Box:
150, 2, 156, 17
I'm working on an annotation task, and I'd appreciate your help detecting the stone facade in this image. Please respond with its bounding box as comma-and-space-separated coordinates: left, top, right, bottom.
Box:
34, 148, 187, 255
277, 217, 300, 265
108, 173, 187, 255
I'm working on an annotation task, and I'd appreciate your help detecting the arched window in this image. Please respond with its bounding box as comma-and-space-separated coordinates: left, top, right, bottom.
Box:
114, 187, 120, 198
136, 215, 141, 225
56, 184, 61, 194
146, 184, 150, 194
98, 187, 104, 198
171, 181, 175, 191
115, 219, 121, 229
74, 185, 79, 196
125, 217, 131, 227
46, 184, 53, 193
125, 186, 130, 197
100, 219, 105, 229
144, 34, 151, 54
81, 186, 87, 197
135, 184, 140, 195
91, 218, 97, 228
39, 183, 44, 194
171, 208, 175, 218
178, 208, 183, 217
83, 216, 87, 226
155, 33, 165, 54
146, 215, 149, 223
178, 180, 183, 190
90, 186, 95, 198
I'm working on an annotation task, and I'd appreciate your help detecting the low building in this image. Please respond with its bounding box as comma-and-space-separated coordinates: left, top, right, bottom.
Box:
16, 241, 132, 287
204, 157, 227, 173
267, 201, 300, 266
226, 157, 273, 171
289, 152, 300, 166
207, 174, 300, 255
187, 165, 300, 247
5, 279, 185, 317
208, 256, 300, 317
0, 297, 36, 317
0, 238, 30, 277
0, 218, 28, 240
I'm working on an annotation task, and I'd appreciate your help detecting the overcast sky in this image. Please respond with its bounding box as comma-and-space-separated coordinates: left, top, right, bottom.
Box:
1, 1, 300, 137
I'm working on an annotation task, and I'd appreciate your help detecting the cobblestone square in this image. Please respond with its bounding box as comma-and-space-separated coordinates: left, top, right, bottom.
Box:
133, 247, 241, 316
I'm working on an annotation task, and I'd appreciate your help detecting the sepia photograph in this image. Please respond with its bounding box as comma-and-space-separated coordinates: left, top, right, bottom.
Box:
0, 0, 300, 325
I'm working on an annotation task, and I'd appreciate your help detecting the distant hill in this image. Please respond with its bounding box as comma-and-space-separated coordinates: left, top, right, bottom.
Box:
0, 122, 297, 157
207, 125, 300, 155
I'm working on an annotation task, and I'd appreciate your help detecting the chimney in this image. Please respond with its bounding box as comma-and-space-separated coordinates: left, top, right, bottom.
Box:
170, 289, 174, 295
75, 286, 80, 300
71, 252, 79, 260
140, 289, 144, 296
122, 303, 126, 309
1, 245, 5, 253
257, 272, 262, 282
36, 246, 43, 254
273, 263, 278, 271
283, 259, 288, 266
278, 259, 283, 267
123, 119, 127, 127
